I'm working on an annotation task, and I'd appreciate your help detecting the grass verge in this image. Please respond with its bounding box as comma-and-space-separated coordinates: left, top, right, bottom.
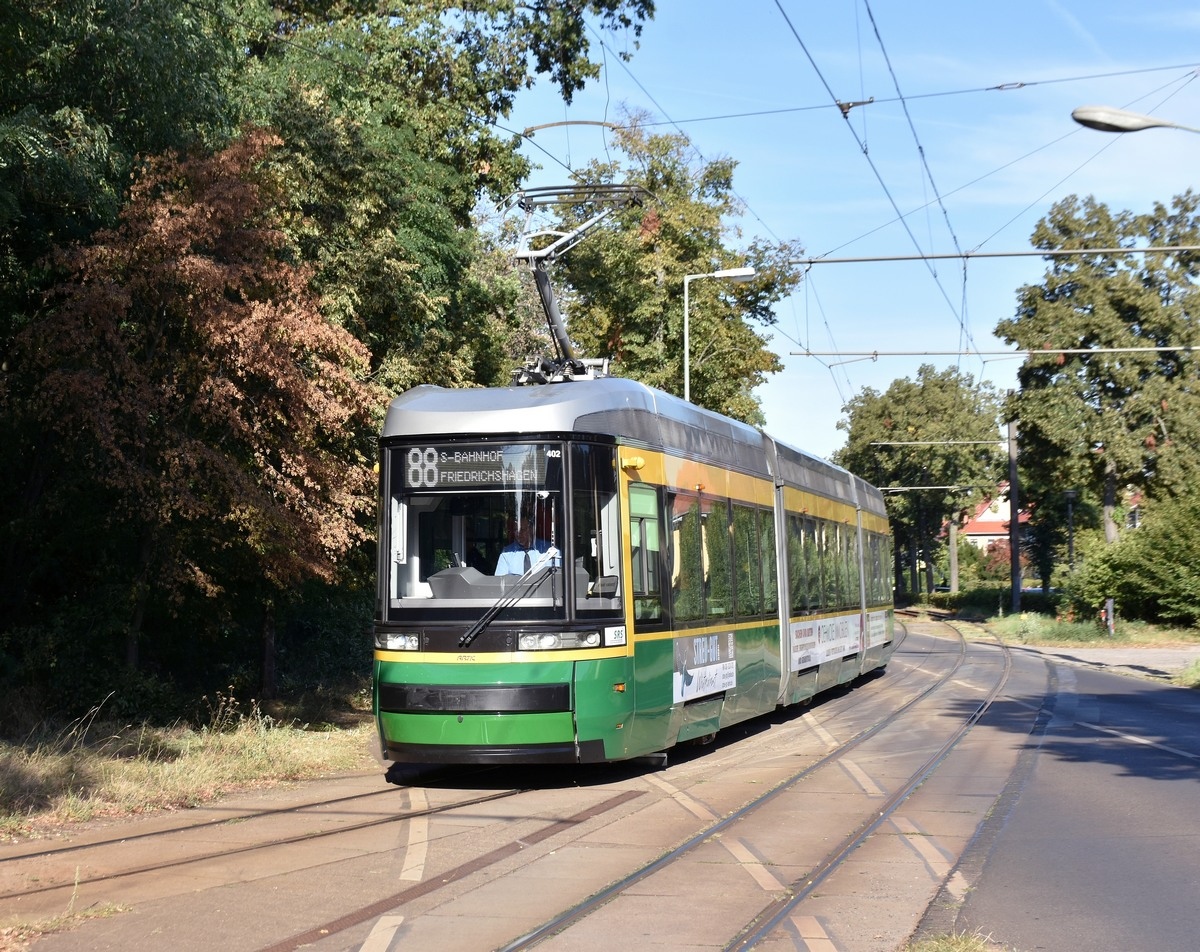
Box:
0, 692, 376, 950
985, 611, 1200, 649
0, 692, 377, 839
904, 934, 1013, 952
1, 901, 127, 952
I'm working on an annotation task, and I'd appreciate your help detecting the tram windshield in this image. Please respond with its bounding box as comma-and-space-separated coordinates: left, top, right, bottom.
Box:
382, 441, 623, 620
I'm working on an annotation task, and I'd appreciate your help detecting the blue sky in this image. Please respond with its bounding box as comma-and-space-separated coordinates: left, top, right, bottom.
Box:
504, 1, 1200, 460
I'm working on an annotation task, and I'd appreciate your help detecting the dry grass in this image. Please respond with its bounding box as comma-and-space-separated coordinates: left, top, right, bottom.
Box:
0, 693, 376, 951
0, 692, 376, 838
903, 932, 1014, 952
1174, 659, 1200, 689
0, 900, 127, 951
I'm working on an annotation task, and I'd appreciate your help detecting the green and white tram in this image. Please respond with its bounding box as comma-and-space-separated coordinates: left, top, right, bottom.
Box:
373, 377, 894, 765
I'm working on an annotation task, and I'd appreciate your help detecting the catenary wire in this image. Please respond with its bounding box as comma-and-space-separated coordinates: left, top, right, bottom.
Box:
634, 62, 1200, 129
772, 0, 981, 369
861, 0, 979, 366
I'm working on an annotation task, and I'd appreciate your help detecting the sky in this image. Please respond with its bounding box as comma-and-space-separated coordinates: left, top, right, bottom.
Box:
502, 0, 1200, 460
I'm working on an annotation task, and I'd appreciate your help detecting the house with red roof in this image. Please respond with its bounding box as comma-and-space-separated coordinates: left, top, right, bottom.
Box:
958, 485, 1029, 550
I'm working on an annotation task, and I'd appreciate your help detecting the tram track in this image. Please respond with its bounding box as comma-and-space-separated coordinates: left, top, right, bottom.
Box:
0, 781, 525, 905
491, 621, 996, 951
256, 787, 648, 952
241, 621, 1014, 952
0, 760, 521, 869
0, 782, 398, 867
726, 625, 1014, 950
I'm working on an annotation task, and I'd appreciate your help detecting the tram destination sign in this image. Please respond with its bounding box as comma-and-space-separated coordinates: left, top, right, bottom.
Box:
401, 443, 556, 490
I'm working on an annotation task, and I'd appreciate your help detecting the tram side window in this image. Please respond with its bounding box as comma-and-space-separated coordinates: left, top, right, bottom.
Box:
732, 504, 763, 616
875, 533, 895, 603
786, 512, 823, 615
885, 535, 896, 600
786, 513, 805, 615
868, 533, 885, 604
760, 510, 778, 613
628, 484, 663, 622
803, 517, 822, 612
705, 498, 733, 619
824, 522, 842, 608
863, 534, 877, 603
670, 493, 704, 621
845, 524, 860, 608
571, 444, 623, 614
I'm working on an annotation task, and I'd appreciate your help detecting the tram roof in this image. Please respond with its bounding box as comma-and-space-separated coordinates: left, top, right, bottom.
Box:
383, 379, 884, 514
383, 378, 745, 443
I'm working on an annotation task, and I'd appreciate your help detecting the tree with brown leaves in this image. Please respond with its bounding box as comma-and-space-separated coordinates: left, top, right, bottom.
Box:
7, 129, 383, 683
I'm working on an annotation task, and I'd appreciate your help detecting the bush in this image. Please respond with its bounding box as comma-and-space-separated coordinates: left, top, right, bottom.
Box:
0, 574, 373, 736
1067, 494, 1200, 626
1016, 590, 1063, 615
927, 584, 1009, 615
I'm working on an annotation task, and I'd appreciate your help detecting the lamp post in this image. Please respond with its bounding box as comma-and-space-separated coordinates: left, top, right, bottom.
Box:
1064, 489, 1078, 571
1071, 105, 1200, 135
683, 266, 756, 402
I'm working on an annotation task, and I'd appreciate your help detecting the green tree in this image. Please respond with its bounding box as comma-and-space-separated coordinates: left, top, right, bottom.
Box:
935, 538, 986, 589
998, 194, 1200, 544
235, 1, 655, 394
834, 365, 1004, 596
1015, 469, 1102, 592
259, 1, 653, 108
541, 117, 803, 424
467, 208, 558, 385
0, 0, 242, 334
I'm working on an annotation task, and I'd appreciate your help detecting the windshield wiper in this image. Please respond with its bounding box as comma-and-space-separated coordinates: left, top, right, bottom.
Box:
458, 548, 560, 648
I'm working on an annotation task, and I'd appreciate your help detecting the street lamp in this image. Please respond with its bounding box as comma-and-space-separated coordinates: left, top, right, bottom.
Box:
683, 266, 757, 402
1071, 105, 1200, 135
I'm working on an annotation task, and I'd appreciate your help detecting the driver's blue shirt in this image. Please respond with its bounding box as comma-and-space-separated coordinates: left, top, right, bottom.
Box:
494, 540, 557, 576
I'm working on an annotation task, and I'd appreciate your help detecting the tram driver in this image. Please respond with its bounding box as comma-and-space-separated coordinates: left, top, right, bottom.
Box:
494, 516, 555, 575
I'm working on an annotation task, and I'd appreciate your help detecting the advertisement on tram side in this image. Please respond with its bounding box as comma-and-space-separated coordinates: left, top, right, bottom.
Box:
673, 631, 738, 703
789, 615, 859, 671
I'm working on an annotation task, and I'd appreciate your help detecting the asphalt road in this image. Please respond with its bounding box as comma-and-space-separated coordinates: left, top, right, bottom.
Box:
916, 647, 1200, 952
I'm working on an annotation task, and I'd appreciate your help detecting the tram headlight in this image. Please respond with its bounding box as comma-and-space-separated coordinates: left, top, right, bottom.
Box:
518, 631, 602, 651
377, 632, 420, 651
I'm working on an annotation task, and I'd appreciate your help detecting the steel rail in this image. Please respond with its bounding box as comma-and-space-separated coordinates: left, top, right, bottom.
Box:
496, 622, 970, 951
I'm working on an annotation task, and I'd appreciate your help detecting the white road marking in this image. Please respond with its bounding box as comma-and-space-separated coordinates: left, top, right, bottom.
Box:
892, 815, 951, 880
399, 789, 427, 881
644, 775, 782, 889
840, 759, 885, 797
357, 915, 405, 952
808, 720, 840, 749
724, 837, 786, 891
792, 914, 840, 951
645, 773, 718, 821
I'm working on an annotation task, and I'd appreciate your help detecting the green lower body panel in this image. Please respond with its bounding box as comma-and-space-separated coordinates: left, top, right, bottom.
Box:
378, 710, 594, 763
374, 657, 634, 764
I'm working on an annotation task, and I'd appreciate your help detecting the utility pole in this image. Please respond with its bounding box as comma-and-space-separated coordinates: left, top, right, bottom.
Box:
1008, 412, 1021, 613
